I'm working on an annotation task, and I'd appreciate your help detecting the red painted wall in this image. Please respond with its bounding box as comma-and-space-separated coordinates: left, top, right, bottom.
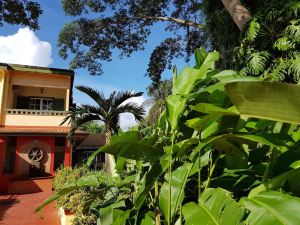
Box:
16, 136, 56, 176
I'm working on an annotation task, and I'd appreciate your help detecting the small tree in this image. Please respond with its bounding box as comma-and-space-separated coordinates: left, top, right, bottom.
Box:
64, 86, 145, 174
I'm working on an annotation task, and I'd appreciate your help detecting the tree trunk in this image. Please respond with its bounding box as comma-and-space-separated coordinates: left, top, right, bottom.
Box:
104, 127, 118, 177
221, 0, 251, 31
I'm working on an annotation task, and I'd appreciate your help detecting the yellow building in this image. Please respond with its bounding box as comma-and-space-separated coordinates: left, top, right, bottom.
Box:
0, 63, 76, 193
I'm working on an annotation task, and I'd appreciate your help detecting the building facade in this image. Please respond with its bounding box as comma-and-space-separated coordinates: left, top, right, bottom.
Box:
0, 63, 75, 193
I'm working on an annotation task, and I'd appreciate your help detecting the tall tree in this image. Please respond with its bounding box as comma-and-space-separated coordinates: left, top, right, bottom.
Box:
63, 86, 145, 174
58, 0, 208, 85
0, 0, 42, 30
142, 79, 172, 125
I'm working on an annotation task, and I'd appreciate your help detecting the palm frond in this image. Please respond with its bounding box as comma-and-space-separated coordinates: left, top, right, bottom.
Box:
141, 98, 155, 108
113, 90, 143, 108
81, 104, 105, 117
247, 18, 260, 42
116, 103, 145, 122
76, 85, 107, 108
247, 51, 270, 75
147, 101, 164, 125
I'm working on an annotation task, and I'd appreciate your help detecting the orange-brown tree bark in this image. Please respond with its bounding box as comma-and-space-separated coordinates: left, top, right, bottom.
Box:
221, 0, 251, 31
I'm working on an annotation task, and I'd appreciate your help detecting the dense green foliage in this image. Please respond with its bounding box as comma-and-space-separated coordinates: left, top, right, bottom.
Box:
80, 121, 105, 134
58, 0, 207, 84
52, 166, 98, 225
203, 0, 300, 83
0, 0, 42, 29
38, 49, 300, 224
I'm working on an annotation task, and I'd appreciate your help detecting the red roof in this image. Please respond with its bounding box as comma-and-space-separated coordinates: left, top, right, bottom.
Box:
0, 126, 88, 135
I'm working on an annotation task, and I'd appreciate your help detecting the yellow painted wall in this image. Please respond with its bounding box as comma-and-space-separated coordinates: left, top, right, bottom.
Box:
5, 114, 69, 127
0, 69, 9, 126
0, 68, 72, 127
10, 71, 71, 89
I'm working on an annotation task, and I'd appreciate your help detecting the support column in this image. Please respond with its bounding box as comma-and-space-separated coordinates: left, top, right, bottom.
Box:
65, 88, 70, 111
64, 139, 71, 167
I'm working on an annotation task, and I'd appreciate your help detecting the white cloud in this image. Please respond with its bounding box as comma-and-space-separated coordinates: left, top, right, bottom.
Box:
119, 95, 150, 131
0, 27, 52, 67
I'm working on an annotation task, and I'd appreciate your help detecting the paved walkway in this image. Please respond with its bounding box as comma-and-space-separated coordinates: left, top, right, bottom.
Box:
0, 191, 60, 225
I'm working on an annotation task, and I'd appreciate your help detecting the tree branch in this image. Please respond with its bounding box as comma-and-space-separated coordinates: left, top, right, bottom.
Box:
136, 15, 205, 30
221, 0, 251, 31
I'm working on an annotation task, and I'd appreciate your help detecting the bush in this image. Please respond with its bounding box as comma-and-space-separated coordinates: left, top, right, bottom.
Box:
53, 165, 98, 225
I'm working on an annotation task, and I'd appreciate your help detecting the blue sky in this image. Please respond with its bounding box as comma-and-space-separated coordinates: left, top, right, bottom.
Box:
0, 1, 192, 129
0, 1, 190, 102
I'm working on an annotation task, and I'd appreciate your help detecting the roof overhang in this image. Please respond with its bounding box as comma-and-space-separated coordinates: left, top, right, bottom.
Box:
0, 126, 88, 136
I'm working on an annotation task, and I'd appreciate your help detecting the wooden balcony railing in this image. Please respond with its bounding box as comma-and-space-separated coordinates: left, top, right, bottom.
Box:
5, 109, 69, 116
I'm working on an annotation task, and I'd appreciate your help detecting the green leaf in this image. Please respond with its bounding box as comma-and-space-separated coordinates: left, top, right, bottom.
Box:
190, 103, 239, 116
159, 163, 193, 223
211, 70, 239, 82
166, 94, 187, 131
35, 186, 79, 213
247, 51, 270, 75
99, 201, 126, 225
182, 188, 245, 225
225, 81, 300, 124
274, 37, 295, 51
89, 131, 162, 164
248, 161, 300, 198
134, 161, 168, 209
240, 191, 300, 225
141, 213, 155, 225
186, 114, 221, 131
247, 18, 260, 42
173, 50, 219, 95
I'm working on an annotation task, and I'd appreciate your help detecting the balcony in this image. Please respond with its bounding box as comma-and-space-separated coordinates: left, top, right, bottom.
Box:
4, 109, 69, 127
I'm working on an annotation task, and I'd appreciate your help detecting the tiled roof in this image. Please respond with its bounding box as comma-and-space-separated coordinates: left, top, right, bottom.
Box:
0, 126, 88, 135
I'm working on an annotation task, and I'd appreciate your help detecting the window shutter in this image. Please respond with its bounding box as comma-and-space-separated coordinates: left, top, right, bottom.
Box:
16, 96, 29, 109
53, 99, 65, 111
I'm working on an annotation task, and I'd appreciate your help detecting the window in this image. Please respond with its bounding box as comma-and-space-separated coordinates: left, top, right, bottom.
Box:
29, 98, 53, 110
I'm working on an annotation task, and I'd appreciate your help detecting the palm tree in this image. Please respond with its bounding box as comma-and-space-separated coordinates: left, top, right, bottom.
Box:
142, 80, 172, 125
63, 85, 145, 174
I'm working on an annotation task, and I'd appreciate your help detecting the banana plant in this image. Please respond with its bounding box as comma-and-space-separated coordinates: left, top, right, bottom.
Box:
36, 49, 300, 225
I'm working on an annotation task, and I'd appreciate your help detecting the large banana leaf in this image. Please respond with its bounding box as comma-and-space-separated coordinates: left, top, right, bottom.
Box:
89, 131, 162, 164
182, 188, 245, 225
159, 163, 193, 223
190, 133, 292, 161
225, 81, 300, 124
173, 50, 219, 95
240, 191, 300, 225
166, 49, 219, 131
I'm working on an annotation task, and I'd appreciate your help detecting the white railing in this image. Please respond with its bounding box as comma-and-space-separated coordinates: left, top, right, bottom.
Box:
5, 109, 69, 116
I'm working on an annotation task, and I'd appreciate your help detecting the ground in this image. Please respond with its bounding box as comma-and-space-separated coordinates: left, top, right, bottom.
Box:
0, 191, 60, 225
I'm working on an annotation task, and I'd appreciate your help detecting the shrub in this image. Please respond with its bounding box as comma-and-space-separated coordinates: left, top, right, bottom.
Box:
53, 165, 98, 225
